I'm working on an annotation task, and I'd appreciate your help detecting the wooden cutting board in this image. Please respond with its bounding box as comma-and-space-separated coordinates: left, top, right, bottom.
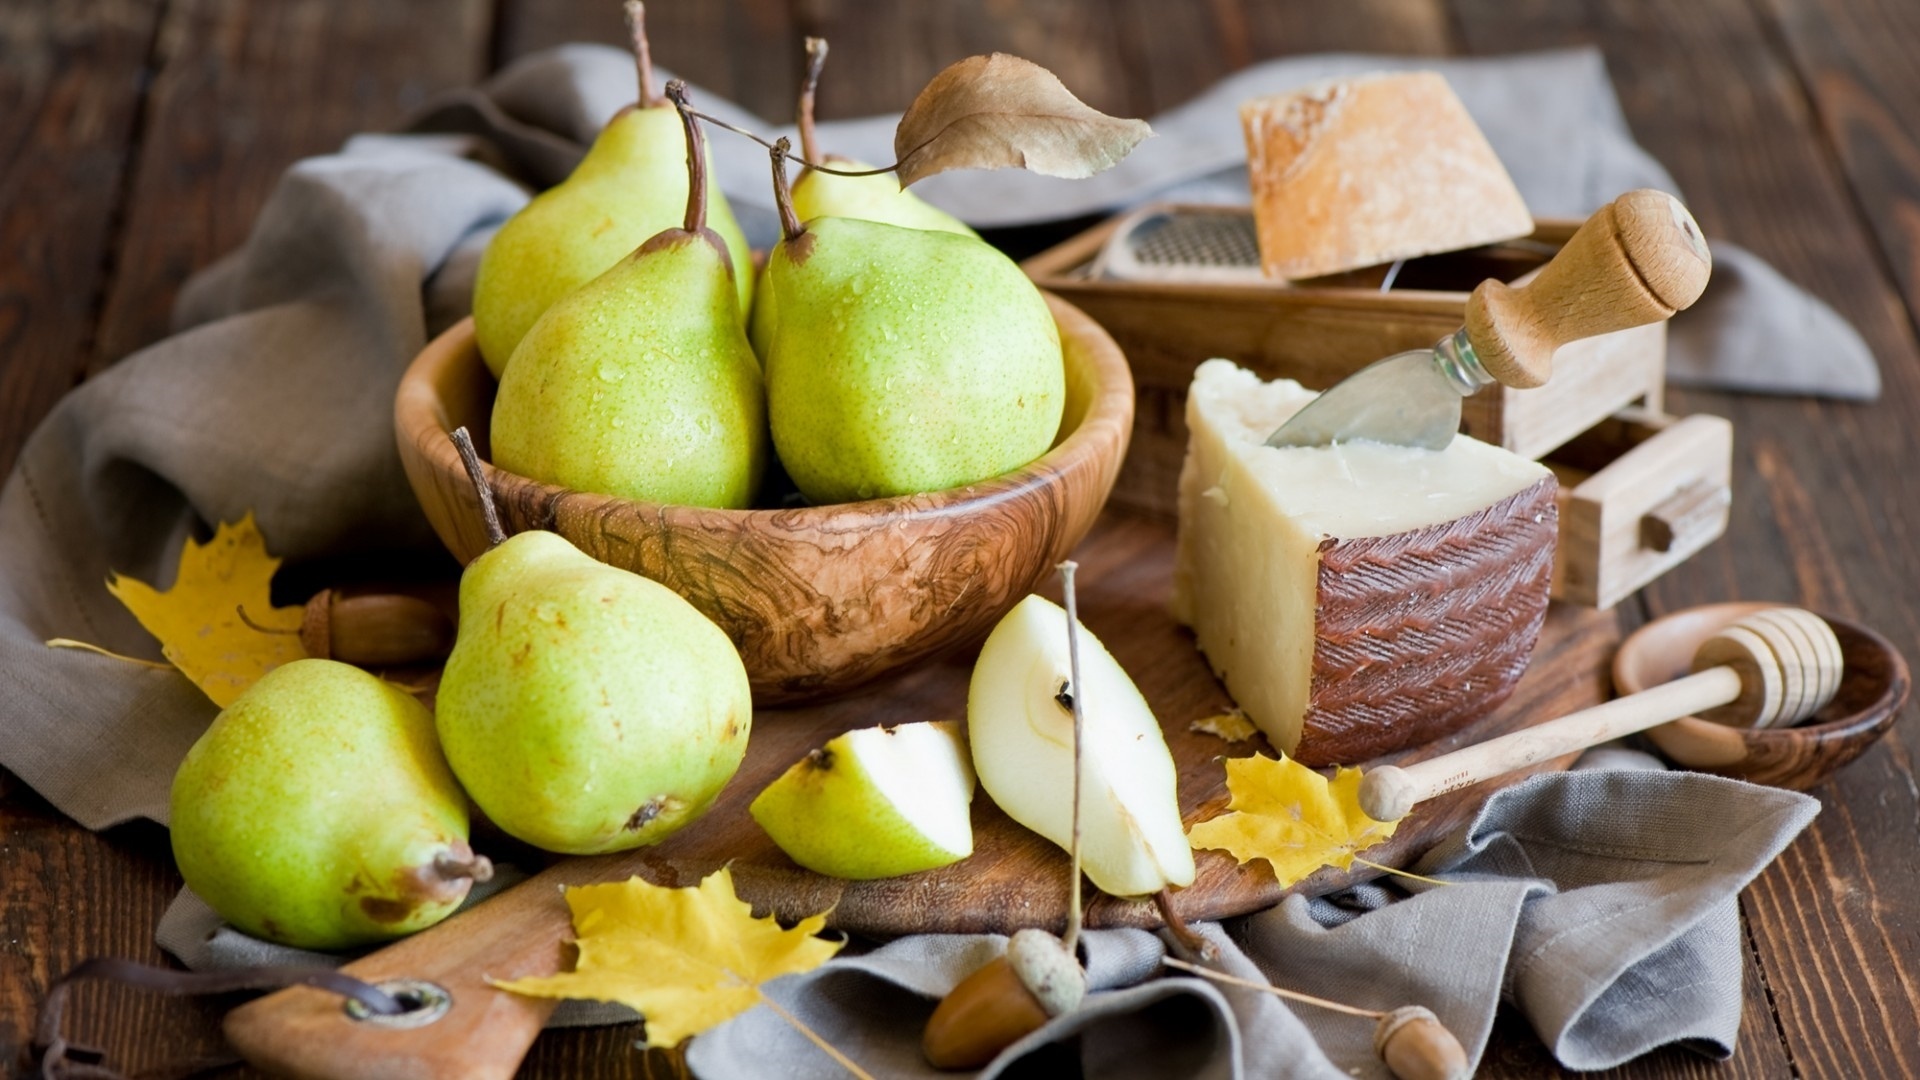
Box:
224, 508, 1619, 1078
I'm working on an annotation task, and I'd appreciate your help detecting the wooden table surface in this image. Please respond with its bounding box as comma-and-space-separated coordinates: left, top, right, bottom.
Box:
4, 1, 1918, 1076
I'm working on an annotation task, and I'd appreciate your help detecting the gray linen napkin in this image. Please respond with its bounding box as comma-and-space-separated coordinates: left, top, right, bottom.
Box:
686, 770, 1816, 1079
0, 44, 1829, 1074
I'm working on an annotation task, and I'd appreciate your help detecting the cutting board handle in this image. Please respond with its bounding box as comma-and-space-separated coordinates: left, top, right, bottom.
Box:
220, 860, 583, 1080
1466, 189, 1711, 388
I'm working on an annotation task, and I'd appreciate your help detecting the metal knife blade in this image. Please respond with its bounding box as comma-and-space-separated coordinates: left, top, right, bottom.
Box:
1264, 328, 1492, 450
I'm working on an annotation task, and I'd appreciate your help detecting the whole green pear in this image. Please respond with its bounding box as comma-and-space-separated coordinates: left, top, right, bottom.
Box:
170, 659, 486, 950
471, 99, 752, 379
434, 530, 752, 855
490, 89, 766, 509
746, 36, 972, 365
762, 213, 1064, 503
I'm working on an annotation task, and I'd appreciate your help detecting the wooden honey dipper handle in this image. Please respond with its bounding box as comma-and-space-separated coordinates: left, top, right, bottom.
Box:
1358, 607, 1838, 822
1464, 189, 1712, 388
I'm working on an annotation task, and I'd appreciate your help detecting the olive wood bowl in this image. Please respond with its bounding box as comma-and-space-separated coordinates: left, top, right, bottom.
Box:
394, 293, 1133, 704
1613, 601, 1910, 789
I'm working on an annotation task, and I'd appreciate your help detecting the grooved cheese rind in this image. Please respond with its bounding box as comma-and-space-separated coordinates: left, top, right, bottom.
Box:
1172, 360, 1557, 766
1301, 478, 1557, 764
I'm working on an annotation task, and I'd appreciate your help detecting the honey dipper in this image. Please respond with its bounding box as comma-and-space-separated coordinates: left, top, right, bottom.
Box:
1359, 607, 1843, 822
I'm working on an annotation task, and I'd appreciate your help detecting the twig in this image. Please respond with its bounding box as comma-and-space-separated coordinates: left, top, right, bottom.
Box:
1351, 856, 1453, 889
756, 991, 876, 1080
44, 638, 171, 670
1153, 889, 1215, 962
1160, 956, 1383, 1020
681, 108, 895, 177
1057, 560, 1086, 957
623, 1, 659, 107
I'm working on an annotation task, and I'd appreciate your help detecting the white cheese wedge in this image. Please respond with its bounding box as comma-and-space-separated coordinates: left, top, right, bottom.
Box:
1172, 359, 1557, 764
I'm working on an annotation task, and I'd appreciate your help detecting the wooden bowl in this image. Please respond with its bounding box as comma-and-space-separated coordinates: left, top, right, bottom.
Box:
394, 294, 1134, 704
1613, 602, 1910, 789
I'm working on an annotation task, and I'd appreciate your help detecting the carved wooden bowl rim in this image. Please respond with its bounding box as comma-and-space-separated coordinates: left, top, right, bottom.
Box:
1613, 601, 1910, 789
394, 291, 1135, 700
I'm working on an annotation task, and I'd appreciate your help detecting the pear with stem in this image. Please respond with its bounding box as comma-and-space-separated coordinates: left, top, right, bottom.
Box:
750, 37, 974, 358
758, 139, 1062, 503
491, 82, 766, 509
472, 1, 752, 377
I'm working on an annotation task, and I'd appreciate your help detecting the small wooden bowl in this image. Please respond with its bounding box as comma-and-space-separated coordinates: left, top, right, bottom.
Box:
394, 294, 1134, 704
1613, 602, 1910, 789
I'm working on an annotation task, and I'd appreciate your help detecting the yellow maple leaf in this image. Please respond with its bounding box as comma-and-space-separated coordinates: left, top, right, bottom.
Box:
104, 513, 305, 707
493, 868, 843, 1048
1187, 754, 1400, 887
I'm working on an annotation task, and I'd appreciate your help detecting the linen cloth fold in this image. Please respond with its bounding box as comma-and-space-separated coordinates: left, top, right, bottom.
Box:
0, 44, 1832, 1077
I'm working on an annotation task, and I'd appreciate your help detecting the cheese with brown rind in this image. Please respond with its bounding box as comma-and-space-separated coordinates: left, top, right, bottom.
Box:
1171, 361, 1557, 765
1240, 71, 1534, 281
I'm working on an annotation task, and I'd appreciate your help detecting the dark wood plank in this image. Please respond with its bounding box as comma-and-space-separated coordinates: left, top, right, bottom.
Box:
1450, 0, 1920, 1075
789, 0, 1133, 119
0, 0, 162, 479
492, 0, 800, 123
88, 0, 494, 372
1240, 0, 1454, 56
1760, 0, 1920, 315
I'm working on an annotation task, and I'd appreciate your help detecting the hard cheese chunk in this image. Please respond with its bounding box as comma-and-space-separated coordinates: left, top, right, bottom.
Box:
1172, 360, 1557, 765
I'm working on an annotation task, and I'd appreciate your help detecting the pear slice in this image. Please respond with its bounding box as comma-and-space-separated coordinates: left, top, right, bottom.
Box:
968, 595, 1196, 898
750, 720, 976, 880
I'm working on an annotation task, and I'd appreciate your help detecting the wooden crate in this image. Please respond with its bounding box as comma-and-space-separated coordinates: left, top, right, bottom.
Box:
1023, 212, 1668, 470
1025, 210, 1731, 610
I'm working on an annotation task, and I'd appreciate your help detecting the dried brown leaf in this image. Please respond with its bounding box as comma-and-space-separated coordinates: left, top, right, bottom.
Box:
892, 53, 1151, 188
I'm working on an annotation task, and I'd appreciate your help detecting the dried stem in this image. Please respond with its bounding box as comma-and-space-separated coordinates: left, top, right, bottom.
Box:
1058, 560, 1086, 957
769, 138, 803, 242
432, 850, 495, 884
1160, 956, 1385, 1020
1153, 889, 1215, 962
449, 427, 507, 548
797, 37, 828, 169
235, 604, 299, 635
757, 991, 876, 1080
44, 638, 171, 671
666, 81, 708, 233
1351, 856, 1453, 889
683, 108, 895, 176
623, 1, 660, 107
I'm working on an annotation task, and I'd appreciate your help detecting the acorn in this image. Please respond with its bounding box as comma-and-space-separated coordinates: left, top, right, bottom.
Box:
922, 929, 1085, 1070
1374, 1005, 1469, 1080
298, 589, 455, 667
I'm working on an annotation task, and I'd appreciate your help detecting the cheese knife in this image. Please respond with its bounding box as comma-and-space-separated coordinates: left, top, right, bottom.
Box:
1265, 189, 1713, 450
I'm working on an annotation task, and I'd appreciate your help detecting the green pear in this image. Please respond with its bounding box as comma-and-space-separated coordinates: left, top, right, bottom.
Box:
170, 659, 486, 950
968, 595, 1195, 898
490, 86, 766, 509
759, 148, 1064, 503
746, 37, 972, 365
471, 21, 751, 379
434, 529, 752, 855
750, 720, 975, 879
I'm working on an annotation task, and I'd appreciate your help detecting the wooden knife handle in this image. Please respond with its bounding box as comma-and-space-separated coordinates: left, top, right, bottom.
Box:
221, 856, 614, 1080
1466, 189, 1712, 388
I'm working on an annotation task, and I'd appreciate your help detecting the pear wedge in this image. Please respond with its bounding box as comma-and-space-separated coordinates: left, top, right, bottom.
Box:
750, 720, 975, 880
967, 595, 1195, 897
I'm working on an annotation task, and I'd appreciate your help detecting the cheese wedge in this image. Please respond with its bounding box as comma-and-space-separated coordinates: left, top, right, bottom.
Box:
1171, 360, 1556, 764
1241, 71, 1534, 280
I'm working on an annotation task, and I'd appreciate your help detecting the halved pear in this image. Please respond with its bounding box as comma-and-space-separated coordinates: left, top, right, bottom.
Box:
750, 720, 976, 880
968, 595, 1196, 898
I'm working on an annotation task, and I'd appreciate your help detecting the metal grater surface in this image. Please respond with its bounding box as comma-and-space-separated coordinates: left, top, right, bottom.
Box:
1129, 210, 1262, 268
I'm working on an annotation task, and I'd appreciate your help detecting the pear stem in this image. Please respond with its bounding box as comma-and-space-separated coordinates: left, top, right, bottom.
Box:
1154, 889, 1215, 962
770, 137, 803, 242
433, 850, 495, 884
665, 81, 708, 234
449, 427, 507, 549
683, 107, 897, 176
1058, 560, 1086, 958
623, 1, 660, 108
796, 37, 828, 171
